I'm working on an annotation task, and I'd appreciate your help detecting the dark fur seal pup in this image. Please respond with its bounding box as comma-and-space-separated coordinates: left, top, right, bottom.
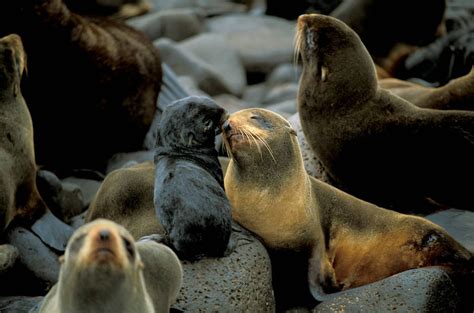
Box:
379, 67, 474, 111
38, 219, 183, 313
153, 96, 233, 260
0, 0, 161, 173
223, 108, 473, 301
0, 34, 47, 232
296, 14, 474, 213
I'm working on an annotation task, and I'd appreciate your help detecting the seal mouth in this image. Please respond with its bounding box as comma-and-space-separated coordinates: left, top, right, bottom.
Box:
93, 247, 117, 262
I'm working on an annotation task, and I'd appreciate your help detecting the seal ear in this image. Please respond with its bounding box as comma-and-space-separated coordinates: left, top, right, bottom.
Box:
321, 66, 328, 82
286, 126, 297, 136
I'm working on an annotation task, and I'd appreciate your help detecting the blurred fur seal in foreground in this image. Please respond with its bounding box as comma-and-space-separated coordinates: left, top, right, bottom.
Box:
0, 34, 47, 232
222, 108, 472, 301
0, 0, 161, 174
38, 219, 182, 313
296, 14, 474, 213
153, 96, 233, 260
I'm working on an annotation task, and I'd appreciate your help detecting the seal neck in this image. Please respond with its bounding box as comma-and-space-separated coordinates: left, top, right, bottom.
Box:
154, 145, 224, 188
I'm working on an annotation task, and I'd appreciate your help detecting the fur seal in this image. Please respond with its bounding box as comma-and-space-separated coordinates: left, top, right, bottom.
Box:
330, 0, 446, 72
0, 0, 161, 173
222, 108, 473, 301
379, 67, 474, 111
153, 96, 232, 260
0, 34, 47, 232
38, 218, 183, 313
296, 14, 474, 213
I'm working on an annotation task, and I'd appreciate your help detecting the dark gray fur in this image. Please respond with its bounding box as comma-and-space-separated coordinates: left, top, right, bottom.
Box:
153, 96, 232, 260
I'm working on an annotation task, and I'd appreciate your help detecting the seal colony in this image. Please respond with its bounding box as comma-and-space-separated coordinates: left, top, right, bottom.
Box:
0, 34, 47, 232
296, 14, 474, 213
222, 108, 472, 300
38, 219, 182, 313
153, 96, 233, 260
0, 0, 161, 173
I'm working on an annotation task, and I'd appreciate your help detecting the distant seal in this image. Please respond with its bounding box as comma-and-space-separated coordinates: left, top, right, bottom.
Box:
222, 108, 473, 301
379, 67, 474, 111
0, 0, 161, 173
154, 96, 233, 260
0, 34, 47, 232
38, 219, 182, 313
296, 14, 474, 213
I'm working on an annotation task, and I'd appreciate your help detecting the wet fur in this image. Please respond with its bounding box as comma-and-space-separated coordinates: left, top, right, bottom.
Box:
0, 34, 46, 231
223, 108, 472, 302
296, 14, 474, 213
0, 0, 161, 173
154, 96, 232, 260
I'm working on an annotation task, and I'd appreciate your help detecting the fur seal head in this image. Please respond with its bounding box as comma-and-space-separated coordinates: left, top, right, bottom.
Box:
158, 96, 226, 150
296, 14, 378, 108
56, 219, 154, 312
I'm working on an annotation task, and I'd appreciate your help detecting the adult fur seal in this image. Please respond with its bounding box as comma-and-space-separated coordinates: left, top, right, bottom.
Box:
379, 67, 474, 111
0, 34, 46, 231
153, 96, 233, 260
296, 14, 474, 213
38, 218, 183, 313
222, 108, 473, 301
0, 0, 161, 173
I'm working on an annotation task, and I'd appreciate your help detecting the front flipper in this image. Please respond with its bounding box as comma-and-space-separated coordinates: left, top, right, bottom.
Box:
308, 244, 341, 302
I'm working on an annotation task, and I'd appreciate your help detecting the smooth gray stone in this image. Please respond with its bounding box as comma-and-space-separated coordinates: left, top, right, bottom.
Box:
62, 177, 102, 209
0, 244, 19, 274
263, 83, 298, 105
266, 63, 302, 87
0, 296, 43, 313
107, 150, 154, 174
313, 268, 459, 313
426, 209, 474, 253
7, 227, 60, 284
30, 210, 74, 252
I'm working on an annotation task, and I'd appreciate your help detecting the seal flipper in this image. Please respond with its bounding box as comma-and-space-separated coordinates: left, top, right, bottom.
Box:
308, 245, 341, 302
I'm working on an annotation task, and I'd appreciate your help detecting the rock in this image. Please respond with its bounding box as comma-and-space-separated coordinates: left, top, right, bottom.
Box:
62, 177, 102, 209
69, 211, 88, 230
172, 224, 275, 312
7, 227, 60, 285
214, 94, 252, 113
155, 38, 237, 96
266, 63, 302, 87
0, 245, 19, 275
177, 75, 211, 97
263, 83, 298, 105
106, 150, 154, 174
206, 14, 296, 73
266, 99, 297, 116
426, 209, 474, 253
180, 33, 247, 96
126, 8, 204, 42
313, 268, 459, 312
0, 296, 43, 313
288, 114, 332, 183
147, 0, 246, 15
242, 82, 268, 105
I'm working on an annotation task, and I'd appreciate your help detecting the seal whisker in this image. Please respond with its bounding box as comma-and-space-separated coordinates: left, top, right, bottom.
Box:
243, 128, 263, 161
252, 132, 277, 164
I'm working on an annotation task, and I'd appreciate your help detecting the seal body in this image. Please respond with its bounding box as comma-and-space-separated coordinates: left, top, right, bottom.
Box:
0, 0, 161, 173
154, 96, 232, 260
39, 218, 182, 313
0, 34, 46, 231
296, 14, 474, 213
379, 67, 474, 111
223, 108, 473, 301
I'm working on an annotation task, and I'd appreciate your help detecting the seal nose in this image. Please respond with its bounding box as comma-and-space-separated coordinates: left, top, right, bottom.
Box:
99, 229, 110, 241
222, 120, 231, 132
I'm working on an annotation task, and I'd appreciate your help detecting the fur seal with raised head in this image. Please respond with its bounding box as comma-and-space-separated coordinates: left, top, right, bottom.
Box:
0, 0, 161, 174
296, 14, 474, 213
222, 108, 472, 302
0, 34, 47, 232
153, 96, 233, 260
38, 218, 183, 313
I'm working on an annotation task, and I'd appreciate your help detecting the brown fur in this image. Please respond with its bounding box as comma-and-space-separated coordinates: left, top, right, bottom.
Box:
296, 14, 474, 213
380, 67, 474, 111
39, 219, 182, 313
86, 157, 231, 239
223, 108, 472, 301
0, 34, 47, 232
0, 0, 161, 173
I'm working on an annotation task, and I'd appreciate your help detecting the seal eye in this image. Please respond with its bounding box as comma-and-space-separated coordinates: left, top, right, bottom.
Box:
123, 237, 135, 258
